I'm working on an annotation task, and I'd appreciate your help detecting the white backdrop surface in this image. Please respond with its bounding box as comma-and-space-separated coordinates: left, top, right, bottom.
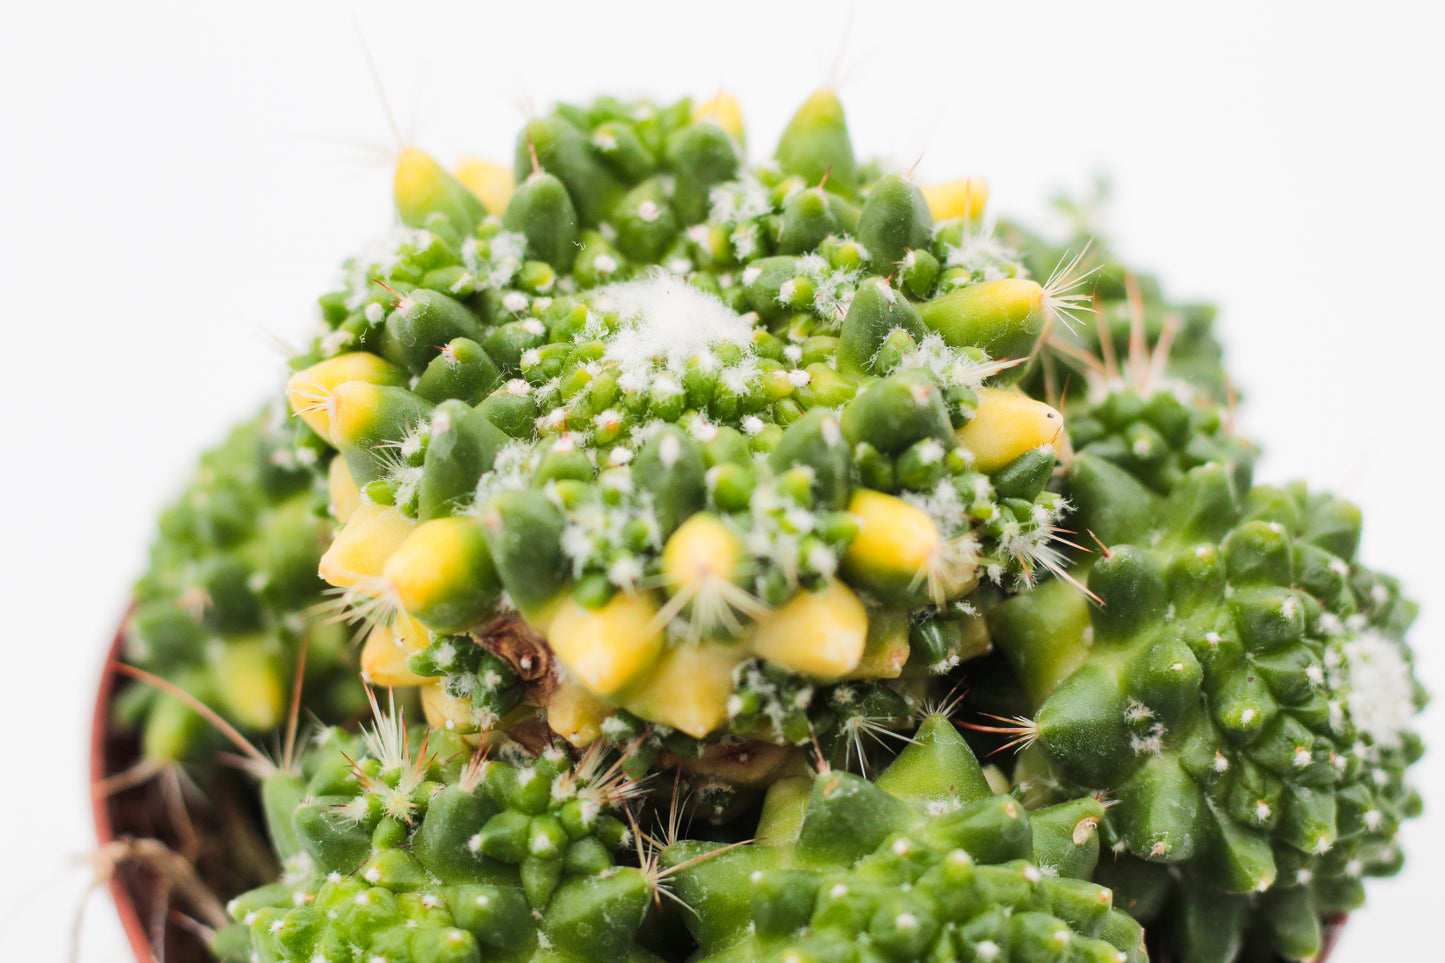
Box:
1, 1, 1441, 959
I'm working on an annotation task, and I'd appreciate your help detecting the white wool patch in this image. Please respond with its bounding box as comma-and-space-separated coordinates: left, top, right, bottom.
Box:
944, 223, 1022, 280
597, 271, 755, 390
709, 173, 772, 227
901, 478, 969, 535
1343, 629, 1416, 749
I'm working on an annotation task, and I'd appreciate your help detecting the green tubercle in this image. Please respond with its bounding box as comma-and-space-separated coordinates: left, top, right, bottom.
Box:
774, 88, 859, 199
221, 712, 661, 963
991, 461, 1423, 962
125, 87, 1429, 963
663, 719, 1146, 963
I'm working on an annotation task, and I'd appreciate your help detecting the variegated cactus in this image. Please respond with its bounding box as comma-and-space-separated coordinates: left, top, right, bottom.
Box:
118, 86, 1423, 963
287, 90, 1081, 777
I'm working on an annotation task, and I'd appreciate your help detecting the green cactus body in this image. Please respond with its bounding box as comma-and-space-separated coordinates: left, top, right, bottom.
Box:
221, 717, 663, 963
124, 406, 361, 763
663, 716, 1148, 963
1062, 386, 1255, 501
989, 456, 1423, 963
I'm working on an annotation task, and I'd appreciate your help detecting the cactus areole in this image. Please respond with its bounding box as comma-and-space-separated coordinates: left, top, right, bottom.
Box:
111, 89, 1420, 963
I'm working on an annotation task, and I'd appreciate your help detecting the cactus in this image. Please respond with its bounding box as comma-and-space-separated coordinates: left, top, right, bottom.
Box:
121, 403, 362, 765
988, 458, 1423, 963
114, 86, 1427, 963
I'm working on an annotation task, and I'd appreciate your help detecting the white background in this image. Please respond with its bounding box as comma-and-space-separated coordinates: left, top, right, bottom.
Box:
1, 1, 1441, 959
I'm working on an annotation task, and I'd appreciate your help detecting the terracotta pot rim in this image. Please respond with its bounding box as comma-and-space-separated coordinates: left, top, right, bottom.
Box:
91, 619, 159, 963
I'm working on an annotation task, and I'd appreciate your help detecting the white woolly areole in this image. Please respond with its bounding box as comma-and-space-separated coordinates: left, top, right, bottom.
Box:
1342, 629, 1416, 749
596, 272, 755, 391
944, 222, 1022, 280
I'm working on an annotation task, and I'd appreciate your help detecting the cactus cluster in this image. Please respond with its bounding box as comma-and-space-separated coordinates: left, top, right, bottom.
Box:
116, 88, 1424, 963
121, 405, 362, 766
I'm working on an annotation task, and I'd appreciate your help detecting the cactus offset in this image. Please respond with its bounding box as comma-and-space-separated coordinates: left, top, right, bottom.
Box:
989, 459, 1423, 963
219, 702, 663, 963
663, 716, 1147, 963
123, 405, 361, 765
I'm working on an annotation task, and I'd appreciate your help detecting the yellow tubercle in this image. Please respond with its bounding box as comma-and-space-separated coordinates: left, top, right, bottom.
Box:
287, 354, 406, 444
545, 675, 617, 748
750, 579, 868, 680
659, 514, 762, 637
662, 513, 744, 588
922, 177, 989, 221
795, 88, 843, 124
395, 147, 443, 200
360, 613, 434, 687
454, 157, 515, 215
956, 388, 1065, 474
548, 592, 665, 699
619, 641, 746, 739
394, 148, 460, 224
421, 681, 481, 735
326, 380, 390, 449
841, 490, 976, 606
216, 637, 285, 730
845, 490, 943, 582
380, 518, 489, 625
662, 514, 745, 589
318, 503, 417, 590
328, 455, 361, 524
693, 92, 745, 143
965, 277, 1044, 321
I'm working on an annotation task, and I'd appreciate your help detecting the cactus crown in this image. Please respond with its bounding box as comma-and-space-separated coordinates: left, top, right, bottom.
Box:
288, 90, 1084, 761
